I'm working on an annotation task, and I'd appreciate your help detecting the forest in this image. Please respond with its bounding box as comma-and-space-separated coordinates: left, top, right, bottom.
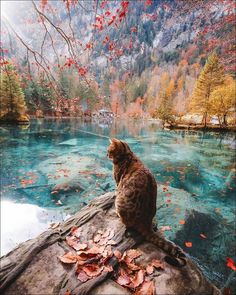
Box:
0, 0, 235, 127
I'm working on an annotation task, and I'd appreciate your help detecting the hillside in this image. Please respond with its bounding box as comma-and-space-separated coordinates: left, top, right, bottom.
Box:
0, 0, 235, 122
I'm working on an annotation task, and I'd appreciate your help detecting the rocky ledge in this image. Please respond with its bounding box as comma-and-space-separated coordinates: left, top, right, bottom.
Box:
0, 192, 222, 295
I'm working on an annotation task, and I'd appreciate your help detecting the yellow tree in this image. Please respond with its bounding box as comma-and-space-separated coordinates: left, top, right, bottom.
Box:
190, 52, 225, 127
209, 76, 235, 126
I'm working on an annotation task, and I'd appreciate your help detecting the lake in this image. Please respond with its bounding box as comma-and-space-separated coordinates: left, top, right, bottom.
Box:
0, 118, 235, 290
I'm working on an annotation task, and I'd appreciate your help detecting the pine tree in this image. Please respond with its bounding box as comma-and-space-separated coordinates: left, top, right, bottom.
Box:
190, 52, 225, 127
155, 92, 174, 125
0, 63, 27, 121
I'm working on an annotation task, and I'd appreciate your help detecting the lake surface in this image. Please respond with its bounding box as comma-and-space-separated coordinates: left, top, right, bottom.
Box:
0, 118, 235, 290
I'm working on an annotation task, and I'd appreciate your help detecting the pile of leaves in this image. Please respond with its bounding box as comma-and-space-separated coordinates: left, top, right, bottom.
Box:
58, 226, 165, 294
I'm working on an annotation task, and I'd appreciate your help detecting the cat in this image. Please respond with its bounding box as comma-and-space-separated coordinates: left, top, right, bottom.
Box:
107, 138, 187, 267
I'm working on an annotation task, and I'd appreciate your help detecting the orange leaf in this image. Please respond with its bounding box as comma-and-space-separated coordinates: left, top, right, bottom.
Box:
116, 268, 131, 286
179, 219, 185, 225
226, 258, 236, 271
64, 291, 71, 295
77, 269, 90, 282
114, 249, 122, 260
126, 249, 142, 261
146, 264, 154, 275
200, 233, 207, 239
151, 259, 164, 270
83, 263, 103, 277
59, 252, 77, 264
185, 242, 192, 248
129, 269, 145, 288
134, 280, 155, 295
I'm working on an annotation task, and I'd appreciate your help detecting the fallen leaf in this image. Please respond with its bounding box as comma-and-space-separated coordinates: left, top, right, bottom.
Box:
70, 227, 82, 238
134, 280, 155, 295
66, 236, 79, 249
129, 269, 145, 288
103, 264, 113, 272
126, 249, 142, 261
200, 233, 207, 239
116, 268, 131, 286
185, 242, 192, 248
226, 257, 236, 271
64, 291, 71, 295
49, 222, 60, 229
59, 252, 77, 264
146, 264, 154, 275
114, 250, 122, 260
151, 259, 164, 270
74, 243, 88, 251
160, 225, 172, 231
83, 263, 103, 277
77, 269, 90, 282
179, 219, 185, 225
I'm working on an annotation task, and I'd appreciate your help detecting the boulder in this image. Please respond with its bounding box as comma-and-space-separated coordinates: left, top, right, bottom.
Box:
0, 192, 222, 295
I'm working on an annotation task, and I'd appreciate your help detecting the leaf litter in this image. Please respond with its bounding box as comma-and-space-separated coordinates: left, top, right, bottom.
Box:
58, 226, 161, 294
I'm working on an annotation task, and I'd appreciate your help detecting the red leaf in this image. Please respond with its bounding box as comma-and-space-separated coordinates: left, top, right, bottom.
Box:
134, 280, 155, 295
59, 252, 77, 264
226, 258, 236, 271
179, 219, 185, 225
146, 264, 154, 275
77, 269, 90, 282
151, 259, 164, 270
126, 249, 142, 261
116, 268, 131, 286
114, 250, 122, 260
185, 242, 192, 248
129, 269, 145, 288
83, 263, 103, 277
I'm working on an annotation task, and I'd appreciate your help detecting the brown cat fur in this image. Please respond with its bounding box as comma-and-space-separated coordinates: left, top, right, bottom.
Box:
107, 138, 187, 267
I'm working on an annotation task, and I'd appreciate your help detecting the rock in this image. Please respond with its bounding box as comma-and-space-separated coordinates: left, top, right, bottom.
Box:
0, 192, 222, 295
92, 279, 131, 295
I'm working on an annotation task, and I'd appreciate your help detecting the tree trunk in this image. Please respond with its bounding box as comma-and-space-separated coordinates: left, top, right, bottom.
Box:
223, 113, 228, 126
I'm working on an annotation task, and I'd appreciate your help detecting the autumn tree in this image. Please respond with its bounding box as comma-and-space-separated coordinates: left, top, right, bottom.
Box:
190, 52, 225, 127
209, 76, 236, 126
0, 63, 28, 121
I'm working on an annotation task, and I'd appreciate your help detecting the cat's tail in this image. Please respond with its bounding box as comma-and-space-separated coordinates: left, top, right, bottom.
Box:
141, 228, 187, 267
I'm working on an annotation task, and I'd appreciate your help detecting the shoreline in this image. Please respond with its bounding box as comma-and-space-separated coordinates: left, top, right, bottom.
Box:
0, 117, 235, 133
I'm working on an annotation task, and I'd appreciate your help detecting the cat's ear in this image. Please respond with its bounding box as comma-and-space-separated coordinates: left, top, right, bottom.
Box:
111, 138, 120, 144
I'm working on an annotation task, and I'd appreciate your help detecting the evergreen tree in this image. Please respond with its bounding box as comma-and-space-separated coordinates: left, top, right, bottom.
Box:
0, 63, 27, 120
190, 52, 225, 127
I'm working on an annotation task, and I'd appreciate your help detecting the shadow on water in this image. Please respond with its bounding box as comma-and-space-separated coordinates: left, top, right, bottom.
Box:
0, 118, 235, 291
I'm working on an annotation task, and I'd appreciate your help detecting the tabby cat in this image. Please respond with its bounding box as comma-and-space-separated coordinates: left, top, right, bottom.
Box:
107, 138, 187, 267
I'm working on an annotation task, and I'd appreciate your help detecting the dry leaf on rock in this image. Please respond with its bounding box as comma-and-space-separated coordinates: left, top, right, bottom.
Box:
126, 249, 142, 261
114, 250, 122, 260
77, 269, 90, 282
116, 268, 131, 286
59, 252, 77, 264
146, 264, 154, 275
129, 269, 145, 289
83, 263, 104, 277
151, 259, 164, 270
134, 280, 155, 295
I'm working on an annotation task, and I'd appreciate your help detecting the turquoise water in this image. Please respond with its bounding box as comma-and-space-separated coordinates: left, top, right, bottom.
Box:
0, 118, 235, 290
